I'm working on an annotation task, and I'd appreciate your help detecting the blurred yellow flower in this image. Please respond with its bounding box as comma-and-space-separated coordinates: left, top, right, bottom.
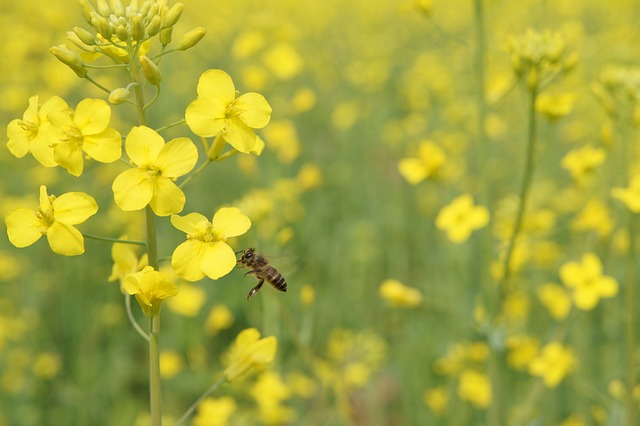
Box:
32, 352, 61, 379
436, 194, 489, 243
112, 126, 197, 216
185, 69, 272, 153
122, 266, 178, 318
612, 175, 640, 212
48, 98, 122, 176
423, 387, 448, 415
262, 43, 304, 80
528, 342, 576, 388
536, 92, 576, 120
300, 284, 315, 306
250, 371, 295, 424
261, 120, 301, 164
506, 335, 539, 370
205, 304, 234, 335
166, 283, 206, 317
560, 414, 586, 426
5, 185, 98, 256
7, 95, 69, 167
159, 350, 183, 379
559, 253, 618, 310
193, 397, 236, 426
107, 240, 147, 287
379, 279, 422, 308
561, 145, 606, 182
571, 198, 613, 237
398, 140, 446, 185
223, 328, 277, 382
457, 369, 492, 408
170, 207, 251, 281
537, 283, 572, 320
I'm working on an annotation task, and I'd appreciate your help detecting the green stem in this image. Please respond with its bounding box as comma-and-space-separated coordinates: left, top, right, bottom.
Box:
174, 376, 226, 426
155, 119, 186, 133
178, 159, 212, 189
149, 316, 162, 426
82, 233, 146, 246
128, 42, 147, 126
125, 294, 150, 341
144, 85, 161, 111
626, 212, 637, 426
145, 206, 159, 269
84, 74, 111, 94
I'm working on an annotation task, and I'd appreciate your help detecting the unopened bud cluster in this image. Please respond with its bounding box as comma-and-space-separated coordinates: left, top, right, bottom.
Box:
508, 29, 577, 91
592, 65, 640, 121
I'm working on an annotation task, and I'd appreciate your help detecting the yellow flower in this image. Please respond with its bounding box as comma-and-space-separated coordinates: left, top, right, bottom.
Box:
379, 278, 422, 308
506, 335, 539, 370
223, 328, 277, 382
122, 266, 178, 317
536, 92, 576, 120
47, 98, 122, 176
250, 371, 295, 424
436, 194, 489, 243
537, 283, 572, 320
571, 198, 613, 237
528, 342, 576, 388
5, 185, 98, 256
170, 207, 251, 281
398, 141, 446, 185
112, 126, 197, 216
457, 369, 492, 408
423, 387, 448, 415
185, 69, 272, 153
559, 253, 618, 310
612, 175, 640, 212
205, 304, 234, 335
193, 397, 236, 426
32, 352, 61, 379
7, 95, 70, 167
561, 145, 606, 183
166, 283, 206, 317
107, 240, 148, 287
159, 350, 183, 379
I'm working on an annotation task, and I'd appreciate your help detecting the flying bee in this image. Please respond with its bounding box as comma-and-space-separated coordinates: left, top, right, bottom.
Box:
236, 248, 287, 301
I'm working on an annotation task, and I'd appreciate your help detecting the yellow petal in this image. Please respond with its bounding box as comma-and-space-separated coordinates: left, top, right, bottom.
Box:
125, 126, 164, 166
155, 137, 198, 177
73, 98, 110, 135
52, 192, 98, 225
54, 140, 85, 176
236, 92, 272, 128
200, 241, 237, 280
172, 239, 206, 282
82, 128, 122, 163
185, 97, 227, 137
170, 212, 209, 235
212, 207, 251, 238
149, 178, 186, 216
47, 222, 84, 256
398, 158, 427, 185
5, 208, 44, 248
197, 69, 236, 102
6, 119, 31, 158
113, 168, 153, 211
225, 117, 256, 153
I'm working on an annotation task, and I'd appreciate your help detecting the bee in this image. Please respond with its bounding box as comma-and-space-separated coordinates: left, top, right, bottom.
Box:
237, 248, 287, 300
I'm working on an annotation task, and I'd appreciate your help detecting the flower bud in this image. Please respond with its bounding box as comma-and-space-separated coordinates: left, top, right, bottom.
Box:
139, 56, 162, 85
50, 45, 87, 78
79, 0, 96, 24
96, 0, 111, 17
73, 26, 96, 45
159, 27, 172, 46
116, 24, 129, 41
146, 3, 159, 22
163, 2, 184, 28
110, 0, 125, 16
108, 87, 130, 104
139, 0, 151, 16
177, 27, 206, 51
129, 0, 139, 12
146, 15, 161, 37
131, 15, 146, 41
96, 17, 113, 40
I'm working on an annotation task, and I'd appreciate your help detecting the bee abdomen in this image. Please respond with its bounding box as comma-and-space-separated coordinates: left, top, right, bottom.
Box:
266, 267, 287, 292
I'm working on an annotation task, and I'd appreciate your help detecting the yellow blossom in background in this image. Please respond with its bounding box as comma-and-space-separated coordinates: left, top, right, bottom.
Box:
122, 266, 178, 318
423, 387, 448, 415
193, 397, 237, 426
300, 284, 315, 306
287, 371, 317, 398
171, 207, 251, 281
32, 352, 61, 379
223, 328, 277, 382
159, 350, 183, 379
506, 335, 540, 370
537, 283, 572, 320
570, 198, 613, 237
612, 175, 640, 212
436, 194, 489, 243
528, 342, 576, 388
5, 185, 98, 256
261, 120, 301, 164
250, 371, 295, 424
457, 369, 492, 408
205, 304, 234, 335
112, 126, 197, 216
47, 98, 122, 176
296, 163, 323, 190
560, 415, 586, 426
559, 253, 618, 310
290, 87, 317, 114
185, 69, 272, 153
379, 279, 422, 308
166, 283, 206, 317
107, 240, 147, 287
536, 92, 576, 120
397, 140, 446, 185
262, 43, 304, 80
7, 95, 69, 167
500, 291, 531, 325
561, 145, 606, 183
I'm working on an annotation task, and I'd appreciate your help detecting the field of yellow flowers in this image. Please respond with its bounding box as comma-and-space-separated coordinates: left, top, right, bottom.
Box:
1, 0, 640, 425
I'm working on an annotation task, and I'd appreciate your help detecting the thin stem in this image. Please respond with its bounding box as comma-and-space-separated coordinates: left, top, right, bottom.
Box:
84, 63, 128, 69
149, 316, 162, 426
155, 119, 186, 133
145, 206, 159, 269
178, 159, 212, 189
82, 233, 147, 246
128, 41, 147, 126
84, 74, 111, 94
626, 211, 637, 426
174, 376, 226, 426
125, 294, 150, 341
144, 85, 161, 111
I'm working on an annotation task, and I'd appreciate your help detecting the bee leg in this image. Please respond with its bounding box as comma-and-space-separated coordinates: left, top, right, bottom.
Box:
244, 269, 258, 277
247, 279, 264, 301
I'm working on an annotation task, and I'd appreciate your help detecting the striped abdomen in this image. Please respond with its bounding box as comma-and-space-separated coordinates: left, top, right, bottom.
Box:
264, 266, 287, 292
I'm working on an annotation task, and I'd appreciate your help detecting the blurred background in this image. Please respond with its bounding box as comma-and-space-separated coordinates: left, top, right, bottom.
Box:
1, 0, 640, 425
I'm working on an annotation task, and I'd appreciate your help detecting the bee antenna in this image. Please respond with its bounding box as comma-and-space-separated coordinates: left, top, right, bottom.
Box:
235, 249, 244, 255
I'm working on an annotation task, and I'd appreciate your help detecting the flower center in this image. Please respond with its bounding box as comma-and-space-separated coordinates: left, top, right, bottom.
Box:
202, 223, 225, 243
18, 120, 39, 138
225, 97, 243, 119
60, 125, 84, 147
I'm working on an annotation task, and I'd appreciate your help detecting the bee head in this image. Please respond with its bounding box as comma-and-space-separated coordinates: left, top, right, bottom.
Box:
237, 247, 255, 262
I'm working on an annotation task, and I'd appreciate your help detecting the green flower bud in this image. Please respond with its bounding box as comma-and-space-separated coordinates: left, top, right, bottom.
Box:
139, 55, 162, 86
110, 0, 125, 16
50, 45, 87, 78
79, 0, 96, 25
146, 3, 159, 22
116, 24, 129, 41
162, 2, 184, 28
139, 0, 151, 16
73, 26, 96, 46
131, 15, 146, 41
96, 0, 111, 17
146, 15, 161, 37
96, 17, 113, 40
177, 27, 206, 51
129, 0, 139, 12
159, 27, 172, 46
108, 87, 130, 104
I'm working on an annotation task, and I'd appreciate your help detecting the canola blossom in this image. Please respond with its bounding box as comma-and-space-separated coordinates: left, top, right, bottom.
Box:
223, 328, 277, 382
171, 207, 251, 281
5, 185, 98, 256
47, 98, 122, 176
112, 126, 198, 216
122, 266, 178, 318
436, 194, 489, 243
185, 69, 272, 153
559, 253, 618, 310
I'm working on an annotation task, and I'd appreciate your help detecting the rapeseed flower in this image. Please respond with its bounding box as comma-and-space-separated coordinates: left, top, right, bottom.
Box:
379, 278, 422, 308
398, 140, 446, 185
436, 194, 489, 243
47, 98, 122, 176
112, 126, 197, 216
193, 397, 236, 426
185, 69, 272, 153
423, 387, 448, 415
170, 207, 251, 281
7, 95, 69, 167
107, 240, 148, 288
506, 335, 540, 370
205, 304, 234, 335
222, 328, 277, 382
5, 185, 98, 256
528, 342, 576, 388
457, 369, 491, 408
537, 283, 572, 320
612, 175, 640, 212
559, 253, 618, 310
561, 145, 606, 183
122, 266, 178, 317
